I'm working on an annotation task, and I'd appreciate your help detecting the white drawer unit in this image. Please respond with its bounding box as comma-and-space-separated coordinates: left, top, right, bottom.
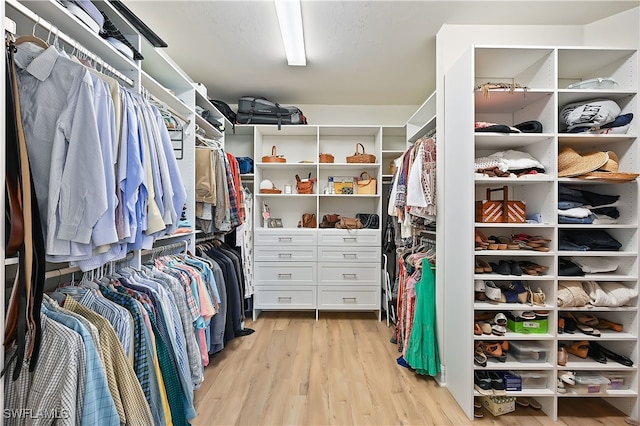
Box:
318, 286, 380, 310
254, 262, 316, 286
254, 246, 317, 262
318, 246, 380, 263
318, 229, 381, 246
254, 229, 317, 246
254, 286, 316, 309
317, 263, 379, 286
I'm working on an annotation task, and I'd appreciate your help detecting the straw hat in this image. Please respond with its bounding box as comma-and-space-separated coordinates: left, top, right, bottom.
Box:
557, 147, 609, 177
580, 151, 640, 182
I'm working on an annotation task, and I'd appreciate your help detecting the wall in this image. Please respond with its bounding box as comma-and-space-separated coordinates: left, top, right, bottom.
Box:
231, 104, 419, 126
583, 7, 639, 47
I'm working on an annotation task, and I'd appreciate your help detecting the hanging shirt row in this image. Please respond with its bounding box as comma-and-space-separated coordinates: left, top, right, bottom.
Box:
13, 41, 187, 271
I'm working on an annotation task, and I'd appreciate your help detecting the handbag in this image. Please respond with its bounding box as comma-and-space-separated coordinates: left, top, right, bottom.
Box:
356, 171, 377, 195
297, 213, 317, 228
355, 213, 379, 229
335, 216, 363, 230
319, 214, 341, 228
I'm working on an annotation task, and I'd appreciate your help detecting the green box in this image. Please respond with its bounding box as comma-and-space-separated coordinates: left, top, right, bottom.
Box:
507, 318, 548, 334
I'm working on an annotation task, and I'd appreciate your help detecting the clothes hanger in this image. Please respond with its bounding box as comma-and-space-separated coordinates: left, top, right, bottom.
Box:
14, 18, 48, 49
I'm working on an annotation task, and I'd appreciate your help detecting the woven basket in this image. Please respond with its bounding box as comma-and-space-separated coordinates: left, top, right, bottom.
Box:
346, 143, 376, 164
261, 145, 286, 163
319, 153, 334, 163
295, 174, 316, 194
259, 187, 282, 194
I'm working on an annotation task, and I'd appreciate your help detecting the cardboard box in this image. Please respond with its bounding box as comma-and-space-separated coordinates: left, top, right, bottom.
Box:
507, 317, 548, 334
479, 396, 516, 416
500, 372, 522, 391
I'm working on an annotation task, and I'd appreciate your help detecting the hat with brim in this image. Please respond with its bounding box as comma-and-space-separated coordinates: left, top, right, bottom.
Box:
579, 151, 640, 182
558, 147, 609, 177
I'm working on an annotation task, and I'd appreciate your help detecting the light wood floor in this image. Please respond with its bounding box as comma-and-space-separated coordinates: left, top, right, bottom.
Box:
192, 311, 632, 426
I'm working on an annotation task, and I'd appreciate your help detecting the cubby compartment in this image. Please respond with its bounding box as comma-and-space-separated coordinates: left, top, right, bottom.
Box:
474, 279, 555, 311
475, 91, 556, 134
255, 125, 318, 163
558, 49, 638, 92
225, 125, 255, 159
474, 182, 555, 225
558, 256, 637, 280
474, 47, 555, 90
318, 126, 381, 165
513, 370, 553, 391
318, 196, 380, 221
257, 195, 317, 230
558, 93, 637, 134
475, 135, 556, 178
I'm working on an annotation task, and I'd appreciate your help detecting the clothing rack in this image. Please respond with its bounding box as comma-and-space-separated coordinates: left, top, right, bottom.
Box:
142, 87, 191, 125
43, 252, 135, 280
196, 234, 222, 244
6, 0, 134, 87
140, 240, 189, 258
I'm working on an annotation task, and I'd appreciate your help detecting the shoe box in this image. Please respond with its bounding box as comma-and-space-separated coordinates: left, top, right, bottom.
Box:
479, 395, 516, 416
506, 312, 548, 334
509, 340, 549, 363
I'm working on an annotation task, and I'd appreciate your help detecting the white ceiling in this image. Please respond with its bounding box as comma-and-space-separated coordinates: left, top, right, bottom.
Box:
125, 0, 639, 106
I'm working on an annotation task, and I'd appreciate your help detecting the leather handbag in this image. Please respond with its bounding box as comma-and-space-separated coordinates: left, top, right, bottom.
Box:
335, 216, 363, 230
319, 214, 340, 228
297, 213, 317, 228
356, 171, 377, 195
356, 213, 379, 229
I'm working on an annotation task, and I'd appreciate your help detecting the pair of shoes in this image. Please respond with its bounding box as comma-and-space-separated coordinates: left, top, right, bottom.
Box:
597, 317, 623, 332
566, 341, 590, 359
476, 230, 498, 250
567, 312, 601, 336
474, 344, 488, 367
526, 287, 546, 306
490, 260, 523, 276
484, 281, 502, 302
474, 371, 493, 395
559, 371, 575, 385
588, 343, 607, 363
558, 345, 568, 366
475, 259, 493, 273
516, 397, 542, 409
498, 280, 528, 303
591, 341, 634, 367
479, 341, 507, 362
493, 235, 520, 250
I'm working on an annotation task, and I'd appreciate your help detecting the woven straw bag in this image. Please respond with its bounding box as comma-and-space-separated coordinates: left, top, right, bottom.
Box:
356, 171, 377, 195
346, 143, 376, 164
319, 153, 334, 163
295, 174, 316, 194
262, 145, 286, 163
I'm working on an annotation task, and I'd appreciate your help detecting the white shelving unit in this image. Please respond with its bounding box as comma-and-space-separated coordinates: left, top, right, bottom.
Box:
251, 125, 382, 320
443, 45, 639, 421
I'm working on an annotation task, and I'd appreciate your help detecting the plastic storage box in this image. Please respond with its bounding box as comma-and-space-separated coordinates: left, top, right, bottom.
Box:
572, 374, 610, 394
509, 341, 549, 363
516, 371, 548, 389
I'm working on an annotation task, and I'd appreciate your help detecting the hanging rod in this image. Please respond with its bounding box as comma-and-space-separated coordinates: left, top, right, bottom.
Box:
196, 234, 222, 244
6, 0, 134, 87
143, 88, 191, 125
140, 240, 189, 258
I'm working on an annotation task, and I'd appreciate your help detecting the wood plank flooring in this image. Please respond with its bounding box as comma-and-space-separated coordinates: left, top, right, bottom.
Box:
192, 311, 632, 426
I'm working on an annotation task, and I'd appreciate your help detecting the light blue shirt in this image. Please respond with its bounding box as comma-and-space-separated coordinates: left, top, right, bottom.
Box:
41, 302, 119, 426
14, 44, 108, 258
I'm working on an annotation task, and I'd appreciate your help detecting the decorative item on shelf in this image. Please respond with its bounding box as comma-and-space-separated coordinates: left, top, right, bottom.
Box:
261, 145, 286, 163
295, 173, 317, 194
475, 186, 526, 223
236, 156, 254, 174
283, 184, 292, 194
267, 218, 283, 228
355, 213, 379, 229
356, 171, 377, 195
262, 201, 271, 227
335, 216, 363, 230
319, 214, 341, 228
297, 213, 317, 228
474, 82, 527, 99
259, 179, 282, 194
346, 142, 376, 163
319, 153, 334, 163
333, 177, 354, 195
389, 160, 397, 176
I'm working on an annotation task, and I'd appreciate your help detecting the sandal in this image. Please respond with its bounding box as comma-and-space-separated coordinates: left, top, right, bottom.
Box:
494, 312, 507, 326
474, 323, 483, 336
476, 230, 499, 250
597, 318, 623, 332
530, 288, 546, 306
559, 371, 575, 385
496, 236, 520, 250
492, 324, 507, 336
484, 281, 502, 302
474, 345, 488, 367
557, 377, 567, 393
481, 342, 506, 362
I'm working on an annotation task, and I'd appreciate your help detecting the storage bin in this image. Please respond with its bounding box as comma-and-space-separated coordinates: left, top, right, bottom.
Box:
507, 316, 548, 334
509, 341, 549, 363
516, 371, 548, 389
572, 374, 610, 394
603, 373, 626, 390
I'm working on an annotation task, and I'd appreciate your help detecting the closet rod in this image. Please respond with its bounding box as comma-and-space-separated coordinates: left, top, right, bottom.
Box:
140, 240, 189, 257
144, 89, 191, 125
6, 0, 134, 87
44, 265, 81, 279
195, 234, 221, 244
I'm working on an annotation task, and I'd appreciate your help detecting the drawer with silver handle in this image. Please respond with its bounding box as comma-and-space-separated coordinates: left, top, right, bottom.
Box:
318, 246, 380, 262
254, 287, 316, 309
255, 262, 316, 286
317, 286, 379, 309
254, 229, 317, 246
318, 229, 380, 246
317, 264, 379, 286
254, 246, 317, 262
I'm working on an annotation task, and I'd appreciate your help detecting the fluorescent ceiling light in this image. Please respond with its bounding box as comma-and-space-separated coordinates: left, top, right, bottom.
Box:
274, 0, 306, 66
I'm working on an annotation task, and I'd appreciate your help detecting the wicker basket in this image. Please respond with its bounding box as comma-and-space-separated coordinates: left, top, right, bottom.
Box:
295, 174, 316, 194
259, 187, 282, 194
261, 145, 286, 163
319, 153, 334, 163
346, 143, 376, 164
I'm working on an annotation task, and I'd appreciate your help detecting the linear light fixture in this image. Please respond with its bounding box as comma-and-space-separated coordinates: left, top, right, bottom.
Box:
274, 0, 306, 66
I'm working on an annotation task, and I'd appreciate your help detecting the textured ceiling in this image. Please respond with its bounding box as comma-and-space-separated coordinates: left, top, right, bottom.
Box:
125, 0, 639, 106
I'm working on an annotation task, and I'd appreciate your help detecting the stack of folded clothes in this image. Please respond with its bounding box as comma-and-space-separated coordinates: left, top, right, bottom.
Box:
559, 229, 622, 251
475, 149, 546, 178
558, 186, 620, 224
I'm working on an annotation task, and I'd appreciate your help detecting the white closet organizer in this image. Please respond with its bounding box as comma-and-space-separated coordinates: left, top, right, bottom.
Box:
443, 45, 639, 421
252, 125, 382, 320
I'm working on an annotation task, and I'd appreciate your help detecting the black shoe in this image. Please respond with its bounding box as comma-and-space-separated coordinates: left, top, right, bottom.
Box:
493, 261, 512, 275
587, 344, 607, 364
563, 316, 577, 334
488, 371, 506, 395
474, 371, 493, 395
590, 342, 634, 367
508, 261, 523, 276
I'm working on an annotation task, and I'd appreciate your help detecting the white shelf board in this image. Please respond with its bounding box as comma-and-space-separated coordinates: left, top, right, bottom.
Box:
560, 390, 638, 398
474, 389, 555, 397
195, 114, 224, 139
154, 231, 196, 241
481, 357, 554, 370
558, 276, 638, 282
558, 134, 637, 144
140, 70, 192, 117
474, 273, 552, 281
475, 332, 555, 341
558, 331, 637, 341
558, 251, 638, 257
319, 163, 381, 169
559, 355, 637, 371
381, 149, 406, 155
558, 224, 638, 229
256, 194, 317, 198
319, 194, 380, 199
474, 301, 554, 311
475, 175, 554, 183
475, 250, 554, 256
559, 307, 638, 312
475, 133, 555, 150
474, 223, 555, 228
257, 163, 317, 169
474, 90, 553, 114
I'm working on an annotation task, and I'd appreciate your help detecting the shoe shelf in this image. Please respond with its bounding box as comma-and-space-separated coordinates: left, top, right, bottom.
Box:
560, 390, 638, 398
444, 45, 639, 422
474, 389, 556, 397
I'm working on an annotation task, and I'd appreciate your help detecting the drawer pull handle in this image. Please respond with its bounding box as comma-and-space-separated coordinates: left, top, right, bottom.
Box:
343, 253, 357, 258
278, 273, 292, 278
278, 237, 292, 242
343, 237, 357, 241
343, 273, 357, 279
278, 296, 292, 301
278, 253, 293, 258
343, 297, 357, 302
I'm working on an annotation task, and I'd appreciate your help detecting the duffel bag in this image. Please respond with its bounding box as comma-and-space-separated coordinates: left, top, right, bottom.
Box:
237, 96, 307, 129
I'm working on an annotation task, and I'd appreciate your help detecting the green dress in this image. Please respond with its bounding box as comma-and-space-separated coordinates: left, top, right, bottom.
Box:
404, 258, 440, 376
